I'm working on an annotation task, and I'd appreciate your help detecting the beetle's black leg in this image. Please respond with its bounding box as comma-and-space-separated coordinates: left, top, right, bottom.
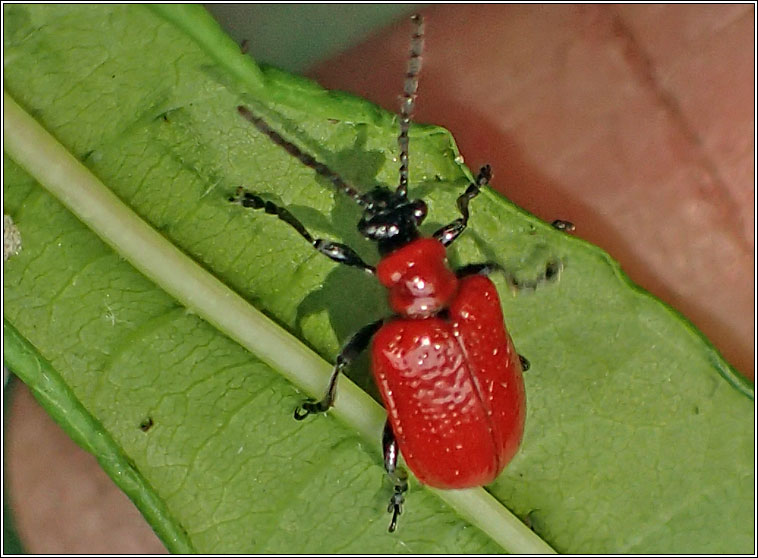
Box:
433, 165, 492, 247
396, 14, 425, 199
294, 318, 384, 420
230, 187, 375, 274
457, 257, 563, 292
457, 260, 525, 287
383, 420, 408, 533
455, 261, 503, 279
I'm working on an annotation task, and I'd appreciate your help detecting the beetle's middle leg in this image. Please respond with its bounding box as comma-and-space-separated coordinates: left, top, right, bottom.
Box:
456, 252, 564, 296
294, 318, 384, 420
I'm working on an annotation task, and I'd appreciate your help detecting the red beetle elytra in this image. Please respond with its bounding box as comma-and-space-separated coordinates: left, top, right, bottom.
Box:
231, 14, 539, 532
373, 239, 526, 490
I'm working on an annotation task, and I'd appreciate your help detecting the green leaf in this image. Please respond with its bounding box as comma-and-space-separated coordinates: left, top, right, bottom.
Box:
3, 4, 752, 554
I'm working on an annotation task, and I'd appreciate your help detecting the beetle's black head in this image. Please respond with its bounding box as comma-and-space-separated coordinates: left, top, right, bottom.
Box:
358, 186, 427, 255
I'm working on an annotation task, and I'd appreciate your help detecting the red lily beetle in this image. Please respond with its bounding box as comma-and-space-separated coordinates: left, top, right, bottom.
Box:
231, 14, 532, 532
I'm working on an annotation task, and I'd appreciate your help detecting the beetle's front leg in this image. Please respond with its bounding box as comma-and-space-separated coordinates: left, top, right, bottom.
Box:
432, 165, 491, 247
230, 188, 375, 274
294, 318, 384, 420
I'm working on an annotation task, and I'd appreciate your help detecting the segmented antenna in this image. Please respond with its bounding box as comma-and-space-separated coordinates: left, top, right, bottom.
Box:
237, 106, 368, 208
396, 14, 425, 199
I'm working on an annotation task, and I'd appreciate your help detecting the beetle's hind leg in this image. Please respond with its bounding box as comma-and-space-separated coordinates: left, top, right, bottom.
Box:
294, 319, 384, 420
383, 420, 408, 533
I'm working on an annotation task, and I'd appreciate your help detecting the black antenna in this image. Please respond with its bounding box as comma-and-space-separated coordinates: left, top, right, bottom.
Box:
396, 14, 425, 199
237, 106, 368, 208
